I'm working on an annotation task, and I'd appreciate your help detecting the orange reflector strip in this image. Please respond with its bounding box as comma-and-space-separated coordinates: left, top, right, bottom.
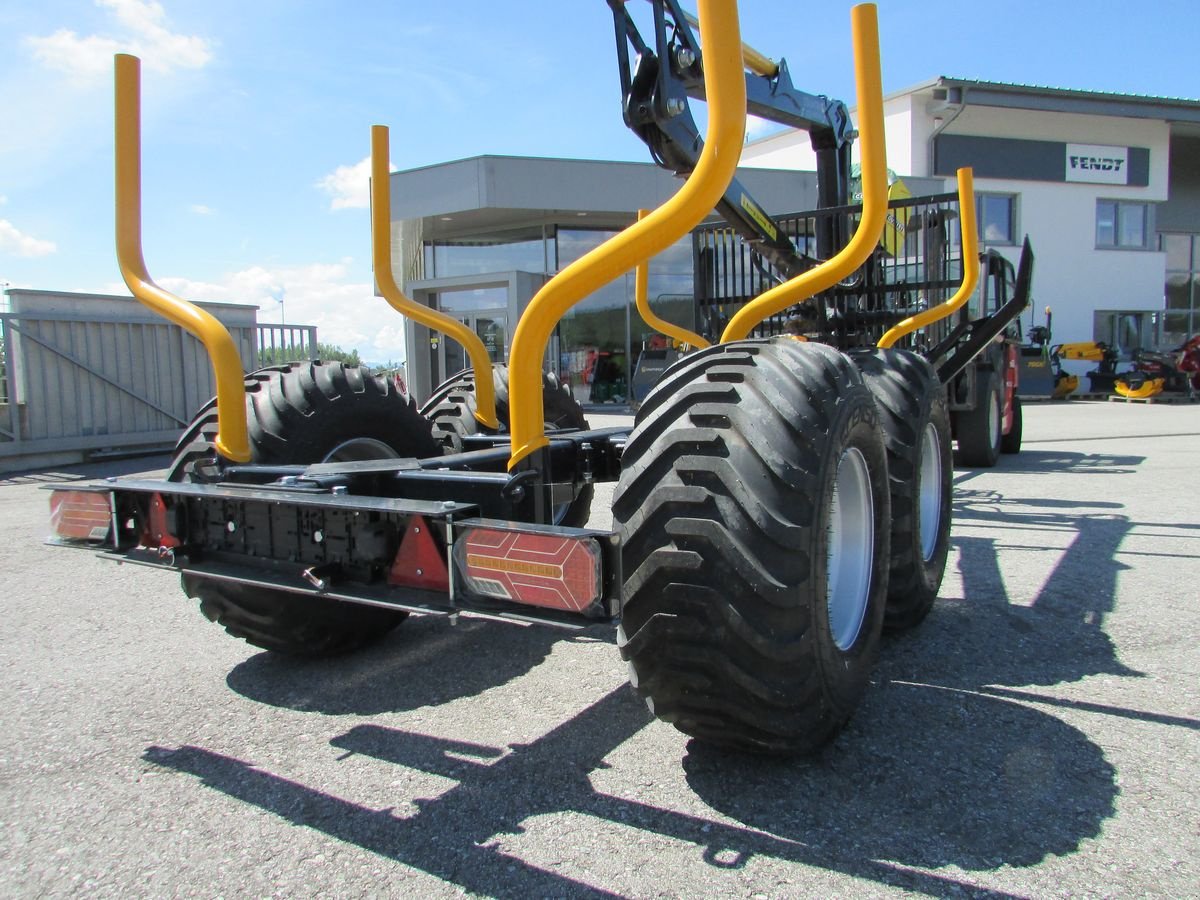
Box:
454, 527, 602, 614
49, 490, 113, 542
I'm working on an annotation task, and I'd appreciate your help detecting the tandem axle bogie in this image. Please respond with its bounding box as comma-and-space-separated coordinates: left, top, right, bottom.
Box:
48, 1, 1032, 755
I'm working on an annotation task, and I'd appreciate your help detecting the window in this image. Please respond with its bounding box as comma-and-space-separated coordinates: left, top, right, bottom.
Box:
425, 227, 550, 277
976, 193, 1016, 245
1097, 200, 1152, 250
1161, 232, 1200, 343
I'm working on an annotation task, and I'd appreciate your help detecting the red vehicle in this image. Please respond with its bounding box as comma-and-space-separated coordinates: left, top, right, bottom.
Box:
1116, 335, 1200, 398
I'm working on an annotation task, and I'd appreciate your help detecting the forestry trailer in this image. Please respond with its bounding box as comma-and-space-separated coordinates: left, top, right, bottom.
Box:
48, 1, 1031, 754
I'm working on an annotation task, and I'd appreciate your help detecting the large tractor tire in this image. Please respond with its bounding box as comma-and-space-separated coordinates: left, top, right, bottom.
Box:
850, 348, 952, 631
955, 368, 1003, 468
168, 361, 441, 656
419, 364, 593, 527
613, 338, 890, 755
1001, 393, 1023, 454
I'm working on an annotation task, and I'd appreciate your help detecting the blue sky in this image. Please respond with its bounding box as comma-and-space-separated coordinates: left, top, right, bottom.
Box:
1, 0, 1195, 364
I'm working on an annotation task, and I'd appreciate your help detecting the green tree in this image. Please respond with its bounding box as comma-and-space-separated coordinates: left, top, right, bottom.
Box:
257, 341, 362, 367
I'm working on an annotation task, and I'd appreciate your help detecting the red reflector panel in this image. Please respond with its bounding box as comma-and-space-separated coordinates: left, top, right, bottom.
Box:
49, 490, 113, 542
454, 527, 602, 614
388, 515, 450, 592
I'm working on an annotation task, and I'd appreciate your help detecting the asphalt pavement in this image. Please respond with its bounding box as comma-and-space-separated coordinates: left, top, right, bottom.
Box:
2, 399, 1198, 897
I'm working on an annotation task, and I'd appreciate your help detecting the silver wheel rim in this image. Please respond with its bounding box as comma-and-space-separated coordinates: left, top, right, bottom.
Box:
918, 423, 942, 561
322, 437, 400, 463
989, 388, 1002, 448
826, 446, 874, 651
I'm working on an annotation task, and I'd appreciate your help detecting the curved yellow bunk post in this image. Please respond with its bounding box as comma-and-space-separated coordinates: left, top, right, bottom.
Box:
633, 209, 711, 351
876, 167, 980, 349
679, 9, 778, 78
720, 3, 887, 344
114, 54, 250, 462
506, 0, 746, 469
369, 126, 498, 429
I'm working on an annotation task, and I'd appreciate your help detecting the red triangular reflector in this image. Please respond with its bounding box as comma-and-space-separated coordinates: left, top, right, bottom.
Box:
387, 515, 450, 592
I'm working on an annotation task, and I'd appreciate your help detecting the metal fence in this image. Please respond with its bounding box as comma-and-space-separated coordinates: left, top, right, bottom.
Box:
693, 191, 967, 350
0, 290, 317, 473
256, 323, 318, 366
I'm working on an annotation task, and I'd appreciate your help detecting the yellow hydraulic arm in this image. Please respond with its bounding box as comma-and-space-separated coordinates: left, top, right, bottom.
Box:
114, 54, 251, 462
633, 208, 710, 351
720, 3, 886, 343
876, 167, 980, 349
506, 0, 746, 469
369, 126, 498, 428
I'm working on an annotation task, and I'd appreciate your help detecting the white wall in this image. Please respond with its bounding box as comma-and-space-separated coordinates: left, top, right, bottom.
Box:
746, 90, 1173, 345
743, 94, 922, 179
978, 177, 1166, 342
937, 105, 1169, 342
940, 105, 1170, 200
743, 129, 816, 170
882, 94, 916, 176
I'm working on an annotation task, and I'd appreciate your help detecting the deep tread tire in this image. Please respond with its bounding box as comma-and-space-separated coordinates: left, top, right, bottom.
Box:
613, 338, 890, 755
956, 369, 1002, 468
850, 348, 952, 631
1001, 393, 1023, 454
418, 364, 594, 527
169, 361, 441, 656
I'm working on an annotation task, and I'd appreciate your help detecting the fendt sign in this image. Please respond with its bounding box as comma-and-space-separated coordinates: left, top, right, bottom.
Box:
1066, 143, 1130, 184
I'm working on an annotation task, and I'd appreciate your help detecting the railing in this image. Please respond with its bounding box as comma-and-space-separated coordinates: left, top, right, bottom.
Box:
693, 191, 967, 351
255, 323, 318, 366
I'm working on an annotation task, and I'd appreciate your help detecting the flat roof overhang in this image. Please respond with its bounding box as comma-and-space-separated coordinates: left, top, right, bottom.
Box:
903, 77, 1200, 139
388, 155, 833, 242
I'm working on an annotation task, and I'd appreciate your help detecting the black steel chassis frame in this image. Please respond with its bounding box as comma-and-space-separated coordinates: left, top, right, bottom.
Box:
48, 0, 1031, 633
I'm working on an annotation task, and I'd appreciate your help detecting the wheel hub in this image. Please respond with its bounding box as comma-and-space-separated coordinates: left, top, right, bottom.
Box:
826, 446, 874, 651
918, 422, 943, 562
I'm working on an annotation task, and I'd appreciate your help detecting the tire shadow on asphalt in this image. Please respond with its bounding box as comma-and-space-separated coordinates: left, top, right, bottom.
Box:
684, 486, 1149, 875
683, 682, 1116, 874
148, 475, 1158, 889
145, 683, 1026, 898
223, 616, 612, 716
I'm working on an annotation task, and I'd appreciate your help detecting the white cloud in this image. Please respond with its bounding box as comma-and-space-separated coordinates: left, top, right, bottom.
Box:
145, 260, 407, 364
0, 220, 57, 258
189, 204, 215, 215
24, 0, 212, 81
316, 156, 396, 211
316, 156, 373, 211
0, 196, 8, 205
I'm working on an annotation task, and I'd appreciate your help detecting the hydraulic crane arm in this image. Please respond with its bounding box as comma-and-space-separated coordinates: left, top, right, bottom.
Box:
608, 0, 856, 278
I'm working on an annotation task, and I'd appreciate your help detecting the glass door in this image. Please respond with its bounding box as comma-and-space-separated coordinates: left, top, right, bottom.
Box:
434, 310, 507, 384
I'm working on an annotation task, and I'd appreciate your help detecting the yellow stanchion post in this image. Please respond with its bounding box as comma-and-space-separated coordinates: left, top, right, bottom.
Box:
876, 167, 979, 348
633, 209, 710, 351
369, 126, 498, 428
720, 3, 887, 343
506, 0, 746, 469
114, 54, 250, 462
